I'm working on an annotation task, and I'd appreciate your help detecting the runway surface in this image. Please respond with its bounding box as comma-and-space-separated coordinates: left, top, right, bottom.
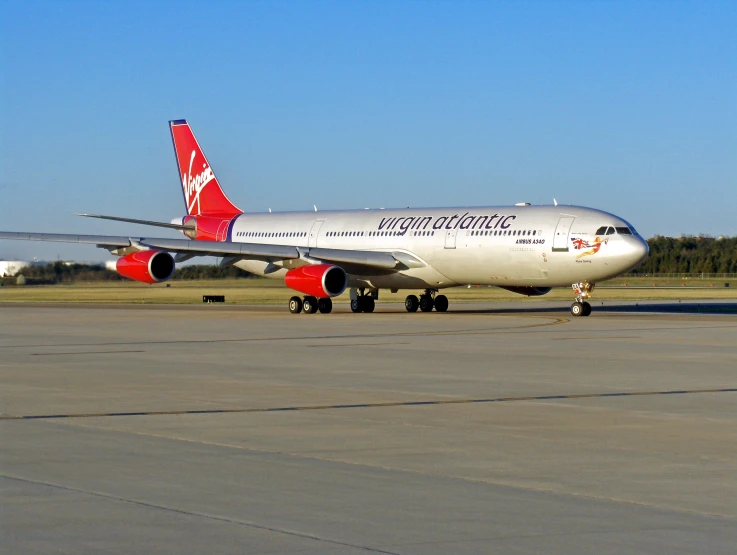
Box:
1, 302, 736, 554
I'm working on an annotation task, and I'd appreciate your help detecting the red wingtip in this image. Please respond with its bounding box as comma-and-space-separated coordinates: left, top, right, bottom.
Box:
169, 120, 242, 217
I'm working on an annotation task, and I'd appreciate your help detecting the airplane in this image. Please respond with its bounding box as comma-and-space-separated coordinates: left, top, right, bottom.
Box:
0, 120, 649, 317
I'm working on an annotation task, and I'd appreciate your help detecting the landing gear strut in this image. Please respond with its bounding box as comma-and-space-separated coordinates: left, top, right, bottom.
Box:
570, 282, 594, 317
406, 290, 448, 313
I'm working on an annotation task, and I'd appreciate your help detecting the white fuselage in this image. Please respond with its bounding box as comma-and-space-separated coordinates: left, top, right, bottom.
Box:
226, 205, 649, 291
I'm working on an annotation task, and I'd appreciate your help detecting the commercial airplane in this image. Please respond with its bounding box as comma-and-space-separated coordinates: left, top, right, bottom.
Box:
0, 120, 649, 316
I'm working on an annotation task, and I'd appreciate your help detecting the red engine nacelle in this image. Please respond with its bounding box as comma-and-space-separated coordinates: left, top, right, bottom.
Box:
284, 264, 347, 298
499, 286, 552, 297
116, 250, 175, 284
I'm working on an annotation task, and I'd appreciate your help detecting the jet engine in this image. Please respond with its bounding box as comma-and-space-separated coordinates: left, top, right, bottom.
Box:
499, 286, 552, 297
284, 264, 348, 298
116, 250, 175, 284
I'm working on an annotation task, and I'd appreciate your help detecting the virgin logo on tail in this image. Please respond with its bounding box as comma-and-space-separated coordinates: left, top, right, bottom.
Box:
169, 119, 241, 218
182, 150, 215, 215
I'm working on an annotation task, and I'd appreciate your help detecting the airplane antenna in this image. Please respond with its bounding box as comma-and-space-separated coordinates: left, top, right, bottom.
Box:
553, 198, 558, 206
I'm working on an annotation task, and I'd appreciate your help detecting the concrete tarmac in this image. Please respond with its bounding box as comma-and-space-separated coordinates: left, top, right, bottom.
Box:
1, 302, 735, 554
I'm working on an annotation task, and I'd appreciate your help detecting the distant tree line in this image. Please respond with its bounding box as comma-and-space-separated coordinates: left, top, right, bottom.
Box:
630, 236, 737, 275
3, 262, 122, 285
2, 262, 252, 285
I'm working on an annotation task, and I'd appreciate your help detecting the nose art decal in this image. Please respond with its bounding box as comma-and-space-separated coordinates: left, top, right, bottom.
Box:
571, 236, 607, 259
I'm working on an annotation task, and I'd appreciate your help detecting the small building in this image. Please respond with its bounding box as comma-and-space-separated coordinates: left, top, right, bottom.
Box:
0, 261, 29, 277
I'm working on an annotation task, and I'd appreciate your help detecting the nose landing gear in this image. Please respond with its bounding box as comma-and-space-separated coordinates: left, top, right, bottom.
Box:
570, 282, 594, 317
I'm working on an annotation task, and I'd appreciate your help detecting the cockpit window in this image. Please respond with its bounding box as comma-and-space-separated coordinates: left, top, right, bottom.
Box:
615, 227, 632, 235
606, 227, 616, 235
595, 226, 608, 235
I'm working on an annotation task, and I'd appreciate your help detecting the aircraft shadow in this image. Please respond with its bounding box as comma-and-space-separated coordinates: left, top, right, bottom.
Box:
449, 302, 737, 315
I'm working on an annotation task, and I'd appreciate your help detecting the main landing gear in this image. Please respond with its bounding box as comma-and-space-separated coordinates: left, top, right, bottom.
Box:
405, 289, 448, 313
289, 296, 333, 314
570, 282, 594, 317
350, 288, 376, 313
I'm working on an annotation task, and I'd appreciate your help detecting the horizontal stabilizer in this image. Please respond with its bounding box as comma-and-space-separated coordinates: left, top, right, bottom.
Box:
76, 214, 192, 231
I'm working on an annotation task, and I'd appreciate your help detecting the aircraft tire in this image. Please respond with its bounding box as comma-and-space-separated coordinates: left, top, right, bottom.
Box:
582, 302, 592, 316
350, 298, 362, 313
303, 296, 318, 314
419, 295, 434, 312
405, 295, 419, 313
363, 297, 375, 313
434, 295, 448, 312
570, 302, 584, 317
288, 296, 303, 314
318, 298, 333, 314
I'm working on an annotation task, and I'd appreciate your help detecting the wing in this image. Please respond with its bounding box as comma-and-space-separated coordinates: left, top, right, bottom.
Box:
0, 231, 420, 272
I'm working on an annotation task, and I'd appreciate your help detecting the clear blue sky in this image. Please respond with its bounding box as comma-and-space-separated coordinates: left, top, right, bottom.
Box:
1, 0, 735, 260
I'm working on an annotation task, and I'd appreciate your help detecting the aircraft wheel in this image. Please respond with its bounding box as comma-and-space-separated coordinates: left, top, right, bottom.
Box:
288, 296, 303, 314
405, 295, 419, 313
318, 298, 333, 314
303, 296, 318, 314
363, 296, 375, 313
434, 295, 448, 312
350, 298, 362, 313
570, 302, 584, 317
582, 301, 592, 316
419, 295, 434, 312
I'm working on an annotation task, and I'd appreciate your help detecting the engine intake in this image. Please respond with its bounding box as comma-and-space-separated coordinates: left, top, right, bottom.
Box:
499, 286, 552, 297
284, 264, 347, 298
116, 250, 175, 284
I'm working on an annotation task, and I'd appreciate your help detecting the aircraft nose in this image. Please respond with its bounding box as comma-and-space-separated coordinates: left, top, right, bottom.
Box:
631, 236, 649, 265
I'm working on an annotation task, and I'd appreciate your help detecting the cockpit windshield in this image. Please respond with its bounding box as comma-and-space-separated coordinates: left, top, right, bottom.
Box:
595, 225, 636, 236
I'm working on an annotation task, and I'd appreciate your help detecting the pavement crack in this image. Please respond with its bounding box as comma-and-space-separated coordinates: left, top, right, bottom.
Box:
0, 474, 402, 555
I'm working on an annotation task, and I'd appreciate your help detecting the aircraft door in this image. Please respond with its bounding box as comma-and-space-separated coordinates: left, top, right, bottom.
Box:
552, 217, 575, 252
444, 228, 458, 249
308, 220, 324, 248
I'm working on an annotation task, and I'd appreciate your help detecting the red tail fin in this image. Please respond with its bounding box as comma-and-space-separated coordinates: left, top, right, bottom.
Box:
169, 120, 242, 217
